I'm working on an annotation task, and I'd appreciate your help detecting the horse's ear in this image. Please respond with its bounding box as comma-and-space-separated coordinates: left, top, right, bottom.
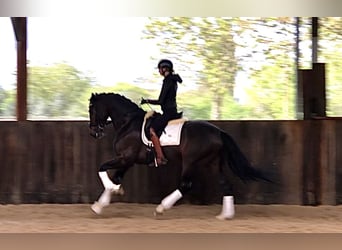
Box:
90, 93, 97, 100
90, 93, 97, 102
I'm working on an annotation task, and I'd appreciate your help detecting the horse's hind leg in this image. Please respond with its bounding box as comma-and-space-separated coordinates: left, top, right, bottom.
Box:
154, 150, 216, 216
155, 189, 183, 215
155, 170, 193, 215
216, 174, 235, 220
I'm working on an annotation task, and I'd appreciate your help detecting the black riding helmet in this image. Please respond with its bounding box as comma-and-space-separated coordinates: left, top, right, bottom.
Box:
157, 59, 173, 71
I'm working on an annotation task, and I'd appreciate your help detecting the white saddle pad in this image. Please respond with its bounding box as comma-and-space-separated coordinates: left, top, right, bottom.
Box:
141, 112, 187, 146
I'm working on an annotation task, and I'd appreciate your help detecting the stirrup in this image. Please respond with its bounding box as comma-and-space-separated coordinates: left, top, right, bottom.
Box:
157, 157, 168, 166
149, 156, 168, 167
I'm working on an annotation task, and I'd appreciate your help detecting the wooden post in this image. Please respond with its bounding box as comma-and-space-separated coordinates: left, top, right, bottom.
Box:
298, 63, 326, 120
11, 17, 27, 121
298, 63, 326, 205
312, 17, 318, 64
302, 120, 322, 205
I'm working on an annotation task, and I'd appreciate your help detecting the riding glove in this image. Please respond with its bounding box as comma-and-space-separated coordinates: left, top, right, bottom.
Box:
141, 98, 149, 105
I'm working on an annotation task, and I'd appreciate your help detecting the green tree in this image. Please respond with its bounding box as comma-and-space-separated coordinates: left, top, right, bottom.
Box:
232, 18, 297, 119
144, 17, 300, 120
0, 87, 15, 117
178, 87, 212, 120
90, 82, 151, 107
28, 63, 92, 118
144, 17, 238, 119
320, 42, 342, 116
247, 54, 296, 119
319, 17, 342, 116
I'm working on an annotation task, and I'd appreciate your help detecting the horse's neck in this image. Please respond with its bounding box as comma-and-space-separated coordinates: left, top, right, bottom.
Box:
108, 107, 125, 122
109, 109, 144, 132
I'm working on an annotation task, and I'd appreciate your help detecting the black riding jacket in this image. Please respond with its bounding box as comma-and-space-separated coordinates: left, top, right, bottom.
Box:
148, 73, 182, 113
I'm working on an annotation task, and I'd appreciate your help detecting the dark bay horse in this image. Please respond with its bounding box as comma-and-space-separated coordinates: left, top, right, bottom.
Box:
88, 92, 270, 219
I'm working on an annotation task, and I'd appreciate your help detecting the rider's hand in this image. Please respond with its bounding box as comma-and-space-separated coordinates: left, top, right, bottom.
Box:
141, 98, 148, 105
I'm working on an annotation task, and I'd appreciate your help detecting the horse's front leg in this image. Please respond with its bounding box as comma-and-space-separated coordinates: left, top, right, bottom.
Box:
91, 158, 126, 215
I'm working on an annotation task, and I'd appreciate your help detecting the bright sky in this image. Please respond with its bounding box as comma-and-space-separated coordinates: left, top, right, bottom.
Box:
0, 17, 161, 90
0, 18, 17, 90
29, 17, 162, 85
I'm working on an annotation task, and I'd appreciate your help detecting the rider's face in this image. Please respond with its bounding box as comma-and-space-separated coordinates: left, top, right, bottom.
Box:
158, 67, 164, 75
158, 67, 168, 76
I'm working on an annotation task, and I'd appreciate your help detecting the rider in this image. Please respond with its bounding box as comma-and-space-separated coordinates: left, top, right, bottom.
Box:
141, 59, 183, 166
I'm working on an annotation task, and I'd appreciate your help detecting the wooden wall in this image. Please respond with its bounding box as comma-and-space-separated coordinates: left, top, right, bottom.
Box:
0, 120, 340, 205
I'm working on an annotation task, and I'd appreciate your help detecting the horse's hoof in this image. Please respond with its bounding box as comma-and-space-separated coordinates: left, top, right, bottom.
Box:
153, 211, 161, 217
215, 213, 234, 220
153, 209, 164, 217
91, 202, 103, 215
116, 186, 125, 196
155, 204, 164, 214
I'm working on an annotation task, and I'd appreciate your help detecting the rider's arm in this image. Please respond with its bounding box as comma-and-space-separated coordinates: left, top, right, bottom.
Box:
145, 80, 171, 105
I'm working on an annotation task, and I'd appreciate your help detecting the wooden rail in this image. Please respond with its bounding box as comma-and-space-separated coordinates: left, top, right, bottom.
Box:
0, 120, 340, 205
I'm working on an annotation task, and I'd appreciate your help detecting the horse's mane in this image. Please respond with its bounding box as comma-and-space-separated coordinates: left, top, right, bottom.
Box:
90, 92, 144, 115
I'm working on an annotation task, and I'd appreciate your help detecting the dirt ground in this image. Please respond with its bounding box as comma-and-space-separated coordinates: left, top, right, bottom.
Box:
0, 203, 341, 233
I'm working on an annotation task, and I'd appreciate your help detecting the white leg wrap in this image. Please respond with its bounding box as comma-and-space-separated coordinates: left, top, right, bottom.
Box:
161, 189, 183, 210
91, 202, 103, 214
98, 171, 121, 191
98, 189, 112, 206
92, 172, 122, 215
216, 196, 235, 220
91, 189, 112, 215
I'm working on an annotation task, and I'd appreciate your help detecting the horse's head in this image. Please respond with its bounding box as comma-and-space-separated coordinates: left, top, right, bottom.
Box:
88, 93, 109, 139
88, 92, 146, 139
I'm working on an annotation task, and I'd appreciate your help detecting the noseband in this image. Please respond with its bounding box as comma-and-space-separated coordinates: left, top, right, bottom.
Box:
89, 123, 105, 139
89, 104, 106, 139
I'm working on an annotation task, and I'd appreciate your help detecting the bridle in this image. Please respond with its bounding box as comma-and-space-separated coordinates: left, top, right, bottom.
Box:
89, 96, 144, 139
89, 103, 106, 139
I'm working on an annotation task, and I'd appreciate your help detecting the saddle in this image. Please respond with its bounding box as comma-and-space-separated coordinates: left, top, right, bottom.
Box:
141, 111, 186, 146
144, 111, 183, 139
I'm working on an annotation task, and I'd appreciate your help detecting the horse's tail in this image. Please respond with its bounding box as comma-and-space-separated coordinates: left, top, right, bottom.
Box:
220, 131, 272, 183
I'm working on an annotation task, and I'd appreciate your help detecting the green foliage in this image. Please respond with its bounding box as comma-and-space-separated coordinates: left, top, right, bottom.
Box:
321, 42, 342, 116
144, 17, 238, 119
0, 87, 15, 117
6, 18, 342, 120
318, 18, 342, 116
28, 63, 92, 119
319, 17, 342, 42
221, 95, 255, 120
144, 17, 300, 120
90, 82, 151, 105
247, 56, 296, 119
178, 89, 212, 120
28, 64, 154, 119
